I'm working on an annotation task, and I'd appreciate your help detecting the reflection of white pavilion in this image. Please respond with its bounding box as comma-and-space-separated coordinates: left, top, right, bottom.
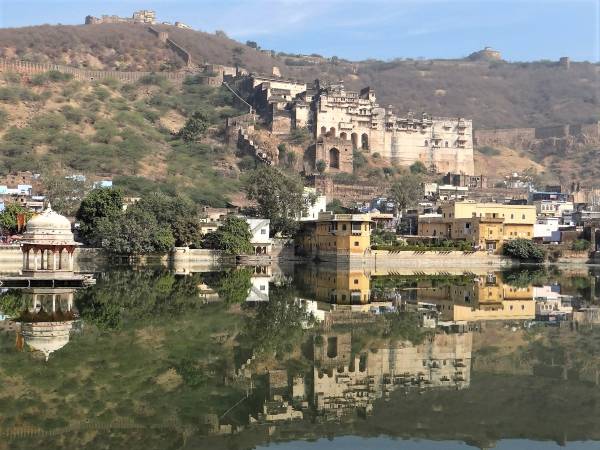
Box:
20, 204, 81, 277
16, 288, 78, 361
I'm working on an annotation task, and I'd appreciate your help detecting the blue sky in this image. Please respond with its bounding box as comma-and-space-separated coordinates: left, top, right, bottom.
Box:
0, 0, 598, 62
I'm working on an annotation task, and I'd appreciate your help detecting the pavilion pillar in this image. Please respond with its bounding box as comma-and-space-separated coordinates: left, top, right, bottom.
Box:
33, 251, 39, 271
52, 294, 56, 313
22, 250, 27, 270
58, 248, 63, 270
52, 250, 57, 271
68, 251, 74, 271
67, 292, 74, 310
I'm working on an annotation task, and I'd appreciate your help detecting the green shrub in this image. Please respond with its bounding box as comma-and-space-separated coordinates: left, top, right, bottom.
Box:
0, 108, 7, 130
238, 155, 257, 171
502, 239, 545, 261
353, 150, 367, 170
572, 239, 591, 252
60, 105, 83, 124
478, 146, 501, 156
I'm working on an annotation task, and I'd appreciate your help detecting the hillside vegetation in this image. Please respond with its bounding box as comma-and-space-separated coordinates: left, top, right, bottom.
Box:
1, 24, 598, 129
0, 70, 247, 206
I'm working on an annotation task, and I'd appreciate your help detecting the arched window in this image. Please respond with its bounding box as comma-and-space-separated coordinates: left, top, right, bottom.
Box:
424, 140, 428, 146
445, 141, 449, 147
329, 147, 340, 169
361, 133, 369, 150
340, 132, 347, 140
329, 127, 336, 137
320, 126, 327, 136
351, 133, 358, 149
327, 337, 338, 358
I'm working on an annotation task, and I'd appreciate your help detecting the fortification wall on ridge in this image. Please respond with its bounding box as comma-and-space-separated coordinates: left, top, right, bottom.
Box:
0, 58, 189, 84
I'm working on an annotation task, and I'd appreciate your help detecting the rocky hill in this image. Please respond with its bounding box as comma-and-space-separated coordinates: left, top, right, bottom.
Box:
0, 23, 599, 191
1, 23, 598, 129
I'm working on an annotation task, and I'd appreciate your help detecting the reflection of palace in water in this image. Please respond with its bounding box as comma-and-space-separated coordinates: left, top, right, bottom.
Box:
312, 332, 471, 418
14, 288, 80, 361
416, 273, 535, 322
257, 330, 472, 422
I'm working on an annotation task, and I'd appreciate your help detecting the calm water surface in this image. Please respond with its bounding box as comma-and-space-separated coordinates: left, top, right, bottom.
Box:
1, 264, 600, 450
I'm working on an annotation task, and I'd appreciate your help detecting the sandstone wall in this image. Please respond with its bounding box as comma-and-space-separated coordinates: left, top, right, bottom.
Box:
474, 127, 535, 148
0, 58, 189, 84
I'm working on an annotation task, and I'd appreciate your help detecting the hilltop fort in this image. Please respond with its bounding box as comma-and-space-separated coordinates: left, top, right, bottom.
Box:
85, 9, 191, 29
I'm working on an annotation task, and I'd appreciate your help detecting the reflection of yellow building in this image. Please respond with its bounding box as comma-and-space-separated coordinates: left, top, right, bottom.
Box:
296, 212, 372, 259
417, 273, 535, 321
418, 201, 536, 252
297, 265, 371, 304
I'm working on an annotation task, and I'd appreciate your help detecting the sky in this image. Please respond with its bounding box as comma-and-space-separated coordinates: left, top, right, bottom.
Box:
0, 0, 598, 62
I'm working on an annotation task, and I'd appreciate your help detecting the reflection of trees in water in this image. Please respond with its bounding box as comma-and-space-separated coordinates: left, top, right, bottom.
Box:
0, 289, 25, 317
202, 267, 253, 305
76, 269, 203, 330
240, 283, 312, 358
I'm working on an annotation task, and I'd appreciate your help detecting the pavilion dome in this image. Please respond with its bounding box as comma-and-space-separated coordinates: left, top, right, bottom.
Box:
20, 321, 74, 361
22, 204, 79, 246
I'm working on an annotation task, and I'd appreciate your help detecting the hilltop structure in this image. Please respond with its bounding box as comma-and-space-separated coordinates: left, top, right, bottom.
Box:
241, 76, 474, 175
468, 46, 502, 61
85, 10, 156, 25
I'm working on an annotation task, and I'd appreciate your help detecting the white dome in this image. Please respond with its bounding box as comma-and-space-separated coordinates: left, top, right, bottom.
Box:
21, 321, 74, 361
26, 205, 72, 232
22, 204, 79, 246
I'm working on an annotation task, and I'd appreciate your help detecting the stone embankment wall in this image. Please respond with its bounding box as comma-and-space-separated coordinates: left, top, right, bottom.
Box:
367, 250, 514, 270
0, 58, 189, 84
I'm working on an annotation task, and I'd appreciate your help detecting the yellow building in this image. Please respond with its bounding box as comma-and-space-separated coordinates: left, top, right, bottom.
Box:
417, 273, 535, 322
418, 201, 536, 252
296, 212, 372, 259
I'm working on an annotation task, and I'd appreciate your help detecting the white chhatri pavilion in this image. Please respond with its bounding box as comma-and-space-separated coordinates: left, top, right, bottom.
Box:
20, 204, 81, 277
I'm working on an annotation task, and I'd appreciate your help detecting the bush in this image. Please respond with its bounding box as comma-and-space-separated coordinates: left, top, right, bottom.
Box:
0, 108, 7, 130
409, 161, 427, 174
478, 146, 501, 156
572, 239, 591, 252
502, 239, 545, 261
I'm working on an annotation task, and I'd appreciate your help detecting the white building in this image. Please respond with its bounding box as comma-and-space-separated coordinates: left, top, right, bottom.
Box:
533, 216, 560, 240
245, 218, 272, 255
534, 200, 574, 218
299, 187, 327, 221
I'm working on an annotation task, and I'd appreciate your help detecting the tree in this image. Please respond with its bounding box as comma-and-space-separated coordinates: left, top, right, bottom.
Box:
327, 199, 346, 214
135, 192, 200, 246
95, 206, 175, 255
0, 203, 33, 235
316, 159, 327, 173
76, 188, 124, 245
202, 216, 252, 255
42, 175, 87, 216
390, 174, 424, 211
245, 166, 306, 236
178, 111, 208, 142
245, 40, 258, 49
409, 161, 427, 174
502, 239, 546, 262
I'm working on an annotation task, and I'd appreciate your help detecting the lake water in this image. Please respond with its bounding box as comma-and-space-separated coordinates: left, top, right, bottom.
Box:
1, 263, 600, 450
